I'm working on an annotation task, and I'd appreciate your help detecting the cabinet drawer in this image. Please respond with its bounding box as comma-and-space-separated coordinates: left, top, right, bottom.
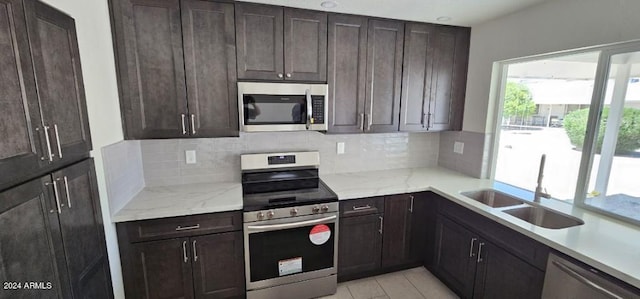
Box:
122, 211, 242, 243
340, 197, 384, 217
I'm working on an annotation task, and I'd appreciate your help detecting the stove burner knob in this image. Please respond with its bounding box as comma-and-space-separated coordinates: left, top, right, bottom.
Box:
321, 205, 329, 213
257, 212, 265, 220
290, 208, 298, 216
312, 206, 320, 214
267, 210, 275, 219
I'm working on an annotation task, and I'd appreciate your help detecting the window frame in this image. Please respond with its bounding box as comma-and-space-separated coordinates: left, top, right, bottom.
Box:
488, 40, 640, 226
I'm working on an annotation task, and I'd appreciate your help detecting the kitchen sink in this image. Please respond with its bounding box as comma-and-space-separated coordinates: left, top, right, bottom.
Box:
502, 206, 584, 229
461, 189, 525, 208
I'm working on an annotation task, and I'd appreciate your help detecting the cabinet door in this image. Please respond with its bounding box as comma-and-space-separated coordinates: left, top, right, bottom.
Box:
25, 1, 92, 160
473, 240, 545, 299
427, 26, 469, 131
327, 14, 367, 133
338, 214, 382, 277
0, 177, 67, 299
0, 0, 46, 190
408, 193, 434, 264
51, 159, 113, 299
191, 232, 244, 299
434, 215, 477, 299
364, 19, 403, 133
283, 8, 327, 82
400, 23, 435, 132
381, 194, 412, 267
235, 3, 283, 80
111, 0, 188, 139
181, 0, 238, 138
130, 238, 194, 299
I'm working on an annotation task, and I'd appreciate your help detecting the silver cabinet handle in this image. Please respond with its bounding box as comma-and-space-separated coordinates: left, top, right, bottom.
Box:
469, 238, 477, 257
182, 241, 188, 263
352, 205, 372, 211
53, 124, 62, 159
43, 126, 54, 161
427, 112, 432, 129
477, 242, 485, 263
248, 215, 336, 233
409, 195, 414, 213
52, 180, 62, 214
551, 260, 624, 299
367, 114, 372, 131
181, 114, 187, 135
360, 113, 365, 131
286, 73, 292, 78
176, 224, 200, 231
190, 114, 196, 135
378, 216, 383, 235
63, 176, 71, 208
277, 73, 284, 78
193, 240, 198, 262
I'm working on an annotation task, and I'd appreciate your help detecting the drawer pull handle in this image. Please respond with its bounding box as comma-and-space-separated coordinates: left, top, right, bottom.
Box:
352, 205, 372, 211
176, 224, 200, 231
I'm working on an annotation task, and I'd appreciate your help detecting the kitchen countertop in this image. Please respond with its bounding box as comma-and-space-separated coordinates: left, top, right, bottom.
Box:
110, 166, 640, 288
111, 182, 242, 222
321, 167, 640, 289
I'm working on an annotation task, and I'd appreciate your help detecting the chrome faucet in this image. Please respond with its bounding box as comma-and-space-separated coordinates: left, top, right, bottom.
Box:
534, 154, 551, 202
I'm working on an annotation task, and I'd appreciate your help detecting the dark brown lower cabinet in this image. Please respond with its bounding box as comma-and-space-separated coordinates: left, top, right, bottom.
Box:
338, 193, 431, 280
0, 159, 112, 299
434, 204, 546, 299
118, 212, 244, 299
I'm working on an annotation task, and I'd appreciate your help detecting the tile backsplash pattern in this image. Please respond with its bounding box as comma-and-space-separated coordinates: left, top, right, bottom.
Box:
438, 131, 492, 178
141, 132, 440, 186
101, 140, 145, 213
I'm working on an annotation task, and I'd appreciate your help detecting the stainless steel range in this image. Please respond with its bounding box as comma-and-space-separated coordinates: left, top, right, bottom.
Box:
241, 151, 338, 299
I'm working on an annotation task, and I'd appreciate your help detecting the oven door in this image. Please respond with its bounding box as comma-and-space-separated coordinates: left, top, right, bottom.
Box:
244, 213, 338, 290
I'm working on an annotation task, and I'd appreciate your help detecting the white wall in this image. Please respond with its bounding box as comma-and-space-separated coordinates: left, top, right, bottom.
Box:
464, 0, 640, 133
40, 0, 125, 297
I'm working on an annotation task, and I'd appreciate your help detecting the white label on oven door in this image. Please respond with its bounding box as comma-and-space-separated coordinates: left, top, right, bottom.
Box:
309, 224, 331, 245
278, 257, 302, 276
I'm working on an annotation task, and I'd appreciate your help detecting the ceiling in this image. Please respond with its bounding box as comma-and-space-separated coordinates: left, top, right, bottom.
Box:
237, 0, 549, 26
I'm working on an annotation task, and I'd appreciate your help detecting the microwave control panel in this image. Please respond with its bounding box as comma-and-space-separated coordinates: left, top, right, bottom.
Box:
311, 96, 325, 124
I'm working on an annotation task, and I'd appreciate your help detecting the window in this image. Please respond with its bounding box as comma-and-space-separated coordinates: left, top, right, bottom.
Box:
493, 42, 640, 225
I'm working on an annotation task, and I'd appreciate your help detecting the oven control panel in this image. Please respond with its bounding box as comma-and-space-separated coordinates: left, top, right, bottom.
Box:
244, 202, 338, 223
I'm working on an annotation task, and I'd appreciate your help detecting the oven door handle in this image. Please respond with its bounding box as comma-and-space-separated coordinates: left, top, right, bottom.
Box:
247, 215, 336, 233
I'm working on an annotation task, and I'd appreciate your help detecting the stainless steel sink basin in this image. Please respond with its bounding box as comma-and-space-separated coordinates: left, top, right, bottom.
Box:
461, 189, 525, 208
503, 206, 584, 229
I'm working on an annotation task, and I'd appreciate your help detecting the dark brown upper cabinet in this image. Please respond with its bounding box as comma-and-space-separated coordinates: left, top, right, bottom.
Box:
110, 0, 238, 139
235, 3, 327, 82
26, 1, 92, 161
1, 0, 92, 191
0, 0, 44, 190
401, 24, 469, 132
364, 19, 404, 133
327, 14, 368, 133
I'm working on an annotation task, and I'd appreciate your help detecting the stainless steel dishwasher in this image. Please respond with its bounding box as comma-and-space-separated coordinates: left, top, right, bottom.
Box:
542, 253, 640, 299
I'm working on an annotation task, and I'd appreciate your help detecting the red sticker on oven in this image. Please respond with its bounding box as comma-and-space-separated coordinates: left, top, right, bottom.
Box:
309, 224, 331, 245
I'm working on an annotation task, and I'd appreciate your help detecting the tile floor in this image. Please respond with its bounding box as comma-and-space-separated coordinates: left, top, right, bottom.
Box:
319, 267, 459, 299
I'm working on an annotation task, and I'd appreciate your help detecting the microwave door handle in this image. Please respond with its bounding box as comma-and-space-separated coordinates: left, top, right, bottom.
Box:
247, 215, 336, 233
306, 89, 312, 130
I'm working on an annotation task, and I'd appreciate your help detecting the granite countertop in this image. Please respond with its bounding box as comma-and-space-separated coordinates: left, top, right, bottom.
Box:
111, 182, 242, 222
110, 166, 640, 288
321, 167, 640, 289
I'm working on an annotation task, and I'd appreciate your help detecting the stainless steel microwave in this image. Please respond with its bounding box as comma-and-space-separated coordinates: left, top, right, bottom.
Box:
238, 82, 329, 132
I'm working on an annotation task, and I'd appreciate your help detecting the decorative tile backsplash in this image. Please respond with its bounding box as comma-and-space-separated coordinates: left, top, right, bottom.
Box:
139, 132, 440, 186
101, 140, 145, 213
438, 131, 492, 178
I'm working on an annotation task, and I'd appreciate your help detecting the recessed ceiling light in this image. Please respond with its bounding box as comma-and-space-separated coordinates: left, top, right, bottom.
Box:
320, 1, 337, 9
436, 16, 452, 22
